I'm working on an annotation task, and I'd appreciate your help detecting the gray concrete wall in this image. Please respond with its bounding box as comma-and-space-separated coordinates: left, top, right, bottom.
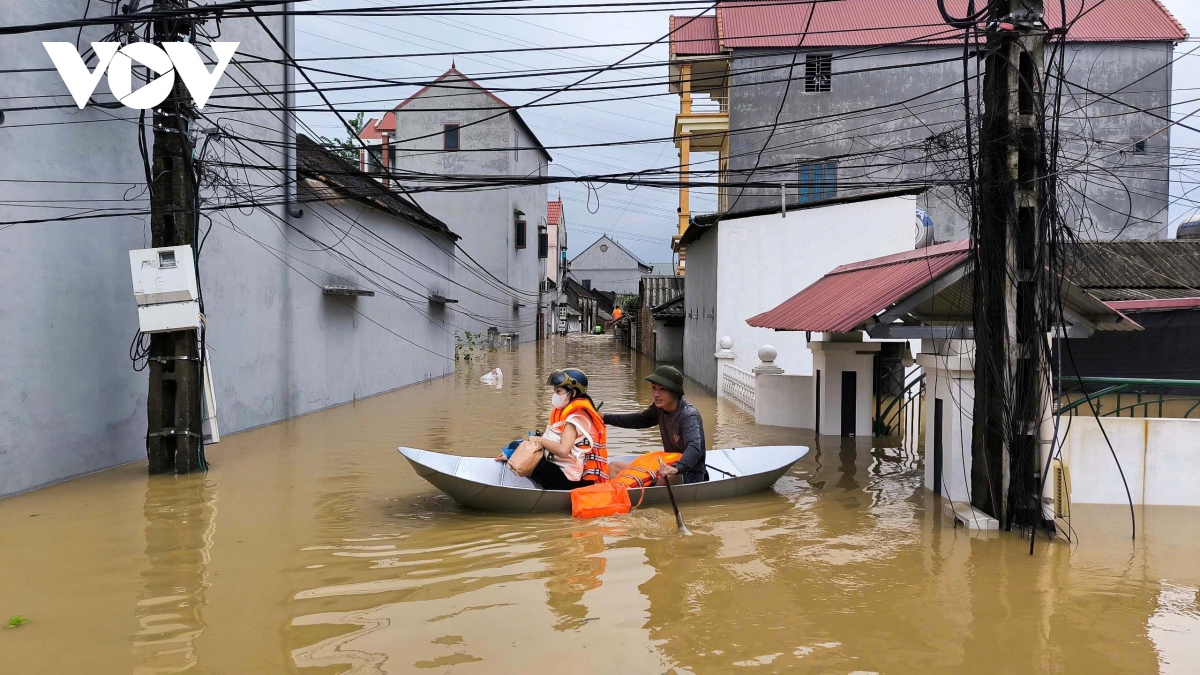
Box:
654, 322, 685, 364
0, 2, 457, 497
569, 236, 648, 295
682, 229, 719, 391
387, 73, 550, 342
727, 42, 1175, 241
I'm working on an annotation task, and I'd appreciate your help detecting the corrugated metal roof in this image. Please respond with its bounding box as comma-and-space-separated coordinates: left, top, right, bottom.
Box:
640, 275, 686, 309
747, 240, 970, 332
671, 15, 721, 56
1066, 241, 1200, 300
672, 1, 1186, 54
652, 294, 686, 318
1105, 297, 1200, 312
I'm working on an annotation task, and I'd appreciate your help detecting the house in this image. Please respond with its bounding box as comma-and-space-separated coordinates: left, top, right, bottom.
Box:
0, 6, 461, 497
1055, 241, 1200, 380
668, 1, 1187, 244
546, 199, 568, 292
748, 239, 1152, 521
633, 276, 686, 363
561, 276, 597, 333
678, 189, 922, 391
359, 66, 553, 342
542, 198, 569, 333
568, 235, 653, 295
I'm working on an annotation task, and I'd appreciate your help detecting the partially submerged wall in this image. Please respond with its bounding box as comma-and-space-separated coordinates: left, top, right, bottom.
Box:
1057, 416, 1200, 507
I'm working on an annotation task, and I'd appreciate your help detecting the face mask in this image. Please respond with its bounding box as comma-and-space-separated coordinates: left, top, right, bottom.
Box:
551, 391, 569, 409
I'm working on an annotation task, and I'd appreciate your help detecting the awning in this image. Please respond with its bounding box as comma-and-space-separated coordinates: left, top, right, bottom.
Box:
748, 240, 1141, 338
748, 241, 970, 333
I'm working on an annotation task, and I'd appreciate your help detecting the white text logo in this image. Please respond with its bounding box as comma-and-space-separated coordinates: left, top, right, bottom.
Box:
43, 41, 239, 110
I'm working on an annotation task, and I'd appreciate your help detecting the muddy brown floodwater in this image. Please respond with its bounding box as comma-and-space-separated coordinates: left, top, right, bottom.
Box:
2, 335, 1200, 673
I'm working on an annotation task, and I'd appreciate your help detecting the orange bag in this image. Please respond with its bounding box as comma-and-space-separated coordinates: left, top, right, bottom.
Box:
611, 452, 682, 489
571, 483, 632, 519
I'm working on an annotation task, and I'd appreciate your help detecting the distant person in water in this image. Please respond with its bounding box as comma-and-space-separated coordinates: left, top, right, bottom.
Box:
604, 365, 708, 484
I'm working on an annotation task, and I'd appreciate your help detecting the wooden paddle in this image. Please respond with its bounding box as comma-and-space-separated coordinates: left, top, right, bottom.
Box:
659, 459, 692, 536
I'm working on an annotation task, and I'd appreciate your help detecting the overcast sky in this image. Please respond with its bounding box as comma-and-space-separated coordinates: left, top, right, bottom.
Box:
297, 1, 1200, 264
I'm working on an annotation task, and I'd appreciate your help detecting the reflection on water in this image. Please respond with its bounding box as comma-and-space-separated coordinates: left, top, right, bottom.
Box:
132, 476, 217, 673
2, 334, 1200, 673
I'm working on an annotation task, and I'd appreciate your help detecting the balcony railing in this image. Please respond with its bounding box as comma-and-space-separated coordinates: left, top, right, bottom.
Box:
1056, 377, 1200, 418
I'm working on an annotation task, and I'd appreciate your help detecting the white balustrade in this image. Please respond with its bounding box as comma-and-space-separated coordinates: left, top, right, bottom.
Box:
723, 363, 756, 414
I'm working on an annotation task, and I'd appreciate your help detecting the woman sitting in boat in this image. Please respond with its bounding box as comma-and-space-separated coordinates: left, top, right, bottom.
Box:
497, 368, 609, 490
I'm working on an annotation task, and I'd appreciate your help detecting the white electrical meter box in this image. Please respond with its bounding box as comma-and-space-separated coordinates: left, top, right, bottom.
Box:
129, 246, 202, 333
130, 246, 198, 306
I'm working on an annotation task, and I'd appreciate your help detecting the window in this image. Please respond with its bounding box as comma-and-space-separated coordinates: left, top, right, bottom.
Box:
1134, 140, 1147, 153
804, 53, 832, 93
514, 130, 520, 160
798, 161, 837, 203
538, 225, 548, 258
582, 279, 592, 291
443, 123, 460, 151
515, 216, 527, 249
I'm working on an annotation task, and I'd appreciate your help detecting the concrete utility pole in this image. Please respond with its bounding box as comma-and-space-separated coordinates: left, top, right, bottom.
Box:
146, 0, 204, 474
970, 0, 1047, 528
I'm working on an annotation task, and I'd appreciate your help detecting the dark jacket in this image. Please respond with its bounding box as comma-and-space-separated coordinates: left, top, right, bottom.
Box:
603, 398, 707, 483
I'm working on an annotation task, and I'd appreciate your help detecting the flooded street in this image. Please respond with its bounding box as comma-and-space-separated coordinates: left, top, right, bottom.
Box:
3, 334, 1200, 674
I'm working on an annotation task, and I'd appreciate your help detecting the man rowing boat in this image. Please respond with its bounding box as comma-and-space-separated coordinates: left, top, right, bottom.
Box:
603, 365, 708, 484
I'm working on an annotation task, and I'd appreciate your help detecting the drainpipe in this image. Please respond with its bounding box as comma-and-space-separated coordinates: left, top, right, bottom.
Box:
284, 3, 303, 219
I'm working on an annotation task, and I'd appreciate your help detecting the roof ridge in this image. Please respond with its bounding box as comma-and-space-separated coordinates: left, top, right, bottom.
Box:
830, 240, 970, 275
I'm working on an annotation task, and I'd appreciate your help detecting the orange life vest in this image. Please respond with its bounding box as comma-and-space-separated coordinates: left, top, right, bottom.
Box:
550, 398, 609, 483
571, 483, 630, 519
571, 452, 682, 519
611, 451, 682, 489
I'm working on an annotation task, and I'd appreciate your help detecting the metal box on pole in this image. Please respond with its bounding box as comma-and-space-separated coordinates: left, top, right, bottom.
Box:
129, 245, 202, 333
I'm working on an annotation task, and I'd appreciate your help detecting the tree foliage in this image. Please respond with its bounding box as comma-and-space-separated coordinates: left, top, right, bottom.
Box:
319, 112, 367, 164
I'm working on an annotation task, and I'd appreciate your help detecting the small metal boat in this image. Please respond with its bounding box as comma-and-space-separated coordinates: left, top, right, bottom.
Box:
398, 446, 809, 513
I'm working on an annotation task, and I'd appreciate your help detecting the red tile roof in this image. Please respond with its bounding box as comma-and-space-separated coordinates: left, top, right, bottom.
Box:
670, 0, 1187, 55
358, 117, 382, 141
547, 200, 564, 226
747, 240, 971, 332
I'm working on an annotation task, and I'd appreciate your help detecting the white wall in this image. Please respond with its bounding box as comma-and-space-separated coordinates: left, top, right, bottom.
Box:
715, 195, 916, 376
812, 342, 877, 437
388, 74, 548, 342
754, 374, 814, 428
920, 354, 977, 505
1057, 416, 1200, 507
